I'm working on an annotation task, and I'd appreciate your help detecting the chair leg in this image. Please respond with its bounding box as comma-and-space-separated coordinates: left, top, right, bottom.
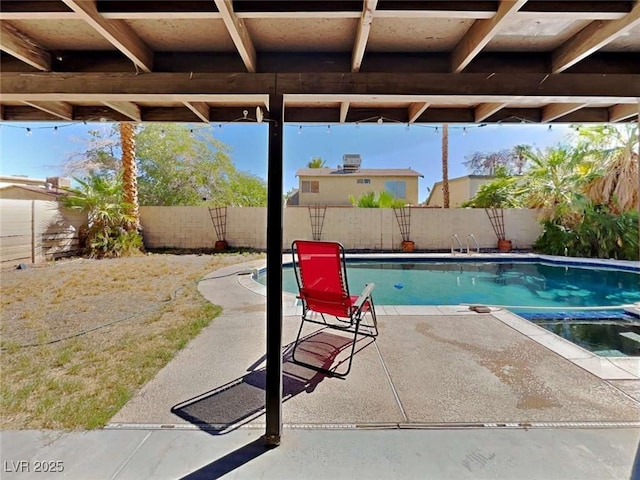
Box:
291, 316, 360, 378
338, 318, 360, 377
291, 303, 379, 377
291, 316, 309, 366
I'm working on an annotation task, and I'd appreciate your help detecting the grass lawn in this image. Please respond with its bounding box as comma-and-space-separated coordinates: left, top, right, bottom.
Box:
0, 251, 264, 430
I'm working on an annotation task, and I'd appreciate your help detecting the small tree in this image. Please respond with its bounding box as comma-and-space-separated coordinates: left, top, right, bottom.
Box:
349, 191, 405, 208
464, 168, 523, 248
62, 175, 143, 258
307, 157, 326, 168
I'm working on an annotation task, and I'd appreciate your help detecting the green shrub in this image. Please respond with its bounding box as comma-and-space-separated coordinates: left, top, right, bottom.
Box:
534, 208, 638, 260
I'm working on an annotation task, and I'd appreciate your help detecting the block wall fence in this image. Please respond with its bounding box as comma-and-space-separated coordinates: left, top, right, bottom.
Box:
139, 206, 543, 252
0, 202, 543, 267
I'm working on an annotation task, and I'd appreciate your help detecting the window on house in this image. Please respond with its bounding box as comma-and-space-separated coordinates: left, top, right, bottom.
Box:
356, 178, 371, 184
385, 180, 406, 198
301, 180, 319, 193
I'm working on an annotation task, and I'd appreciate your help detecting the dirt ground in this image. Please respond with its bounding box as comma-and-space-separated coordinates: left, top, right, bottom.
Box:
1, 252, 261, 348
0, 251, 264, 429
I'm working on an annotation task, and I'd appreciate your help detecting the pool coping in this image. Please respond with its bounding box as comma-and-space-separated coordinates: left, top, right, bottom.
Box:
238, 253, 640, 382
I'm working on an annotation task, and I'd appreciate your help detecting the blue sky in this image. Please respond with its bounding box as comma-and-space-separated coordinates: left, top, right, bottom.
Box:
1, 121, 576, 203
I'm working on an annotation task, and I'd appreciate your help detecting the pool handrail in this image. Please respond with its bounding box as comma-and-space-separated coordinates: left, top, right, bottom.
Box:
467, 234, 480, 254
451, 234, 464, 255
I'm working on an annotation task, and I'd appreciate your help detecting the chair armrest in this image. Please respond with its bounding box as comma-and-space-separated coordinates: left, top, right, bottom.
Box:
352, 283, 375, 311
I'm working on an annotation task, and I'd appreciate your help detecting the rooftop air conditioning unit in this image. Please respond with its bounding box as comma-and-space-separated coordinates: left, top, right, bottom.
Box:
342, 154, 361, 172
46, 177, 72, 189
46, 177, 71, 190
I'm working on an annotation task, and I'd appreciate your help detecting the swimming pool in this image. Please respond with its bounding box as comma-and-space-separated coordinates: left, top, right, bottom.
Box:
254, 256, 640, 357
257, 257, 640, 311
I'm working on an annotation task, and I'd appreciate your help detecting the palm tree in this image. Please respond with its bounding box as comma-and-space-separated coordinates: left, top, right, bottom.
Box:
579, 124, 638, 214
62, 174, 141, 257
119, 122, 140, 231
441, 124, 449, 208
307, 157, 326, 168
512, 144, 531, 175
522, 145, 586, 226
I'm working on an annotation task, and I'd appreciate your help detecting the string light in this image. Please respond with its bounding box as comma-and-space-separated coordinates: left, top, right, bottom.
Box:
0, 117, 514, 138
159, 129, 166, 139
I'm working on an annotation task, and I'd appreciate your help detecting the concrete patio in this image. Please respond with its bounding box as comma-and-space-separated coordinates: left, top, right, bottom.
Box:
2, 258, 639, 479
108, 259, 639, 431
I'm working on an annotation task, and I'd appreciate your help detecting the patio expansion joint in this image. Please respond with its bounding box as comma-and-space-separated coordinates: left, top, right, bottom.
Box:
104, 421, 640, 431
373, 341, 409, 423
108, 430, 152, 480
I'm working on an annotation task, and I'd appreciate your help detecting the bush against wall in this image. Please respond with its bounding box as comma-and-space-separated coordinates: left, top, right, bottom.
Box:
534, 208, 638, 260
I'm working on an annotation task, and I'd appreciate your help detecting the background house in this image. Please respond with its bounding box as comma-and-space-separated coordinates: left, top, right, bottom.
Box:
295, 154, 422, 206
0, 176, 71, 201
425, 174, 495, 208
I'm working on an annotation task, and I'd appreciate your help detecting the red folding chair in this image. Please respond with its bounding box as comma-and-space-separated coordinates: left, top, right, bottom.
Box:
291, 240, 378, 377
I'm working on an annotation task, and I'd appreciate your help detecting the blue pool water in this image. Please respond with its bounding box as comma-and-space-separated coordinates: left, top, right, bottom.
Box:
257, 258, 640, 357
258, 259, 640, 357
261, 259, 640, 311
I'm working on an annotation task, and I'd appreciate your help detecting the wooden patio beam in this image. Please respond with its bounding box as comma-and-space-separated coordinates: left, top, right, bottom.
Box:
451, 0, 528, 73
214, 0, 257, 73
352, 0, 378, 72
23, 101, 73, 120
0, 22, 51, 71
339, 101, 350, 123
408, 102, 430, 123
61, 0, 153, 72
541, 103, 587, 122
184, 102, 211, 122
2, 71, 638, 109
609, 103, 638, 122
475, 102, 507, 122
551, 2, 640, 73
103, 101, 142, 121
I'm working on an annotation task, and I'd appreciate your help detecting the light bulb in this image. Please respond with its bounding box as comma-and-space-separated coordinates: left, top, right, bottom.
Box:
377, 117, 383, 124
26, 128, 32, 136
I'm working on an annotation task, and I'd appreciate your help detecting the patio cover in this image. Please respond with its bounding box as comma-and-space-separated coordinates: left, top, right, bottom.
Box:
1, 0, 639, 445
